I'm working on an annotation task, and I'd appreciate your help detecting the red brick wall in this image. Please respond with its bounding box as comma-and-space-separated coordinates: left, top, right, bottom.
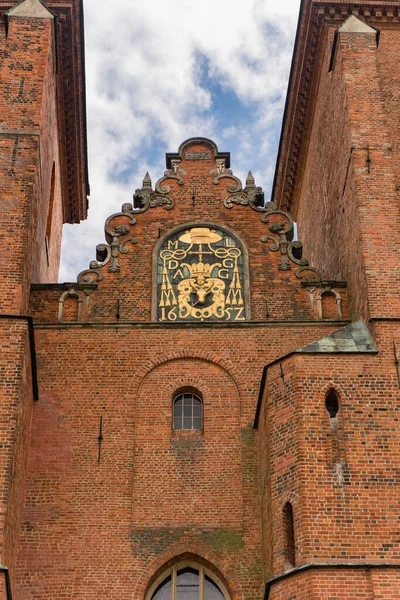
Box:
32, 22, 63, 284
295, 27, 367, 321
258, 320, 400, 597
268, 567, 400, 600
377, 29, 400, 206
15, 322, 341, 599
17, 138, 353, 598
133, 358, 242, 526
0, 13, 65, 598
0, 15, 63, 310
0, 319, 33, 597
295, 24, 400, 323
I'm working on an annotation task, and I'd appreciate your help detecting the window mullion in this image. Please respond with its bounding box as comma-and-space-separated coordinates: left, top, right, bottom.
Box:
172, 567, 177, 600
199, 566, 204, 600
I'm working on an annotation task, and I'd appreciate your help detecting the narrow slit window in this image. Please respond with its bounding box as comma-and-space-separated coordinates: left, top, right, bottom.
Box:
283, 502, 295, 569
45, 162, 56, 264
325, 389, 339, 418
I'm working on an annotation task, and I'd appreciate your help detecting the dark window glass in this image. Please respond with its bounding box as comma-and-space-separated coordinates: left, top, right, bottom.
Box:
193, 404, 201, 417
152, 576, 172, 600
177, 568, 199, 600
325, 389, 339, 418
173, 393, 203, 430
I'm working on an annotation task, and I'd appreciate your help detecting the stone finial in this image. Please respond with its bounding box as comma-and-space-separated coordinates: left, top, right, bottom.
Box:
216, 159, 225, 174
246, 171, 255, 188
142, 172, 152, 190
6, 0, 54, 19
170, 159, 181, 175
338, 14, 377, 34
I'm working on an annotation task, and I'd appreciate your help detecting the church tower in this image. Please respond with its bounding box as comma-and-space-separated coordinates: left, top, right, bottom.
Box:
0, 0, 399, 599
0, 0, 87, 596
268, 0, 400, 596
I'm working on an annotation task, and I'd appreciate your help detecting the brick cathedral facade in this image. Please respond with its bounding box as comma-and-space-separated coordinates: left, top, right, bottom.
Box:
0, 0, 399, 598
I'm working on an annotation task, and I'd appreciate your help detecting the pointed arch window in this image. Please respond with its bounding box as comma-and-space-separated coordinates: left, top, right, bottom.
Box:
149, 562, 229, 600
325, 389, 339, 418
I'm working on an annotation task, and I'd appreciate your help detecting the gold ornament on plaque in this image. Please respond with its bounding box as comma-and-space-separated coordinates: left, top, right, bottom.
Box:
157, 226, 246, 322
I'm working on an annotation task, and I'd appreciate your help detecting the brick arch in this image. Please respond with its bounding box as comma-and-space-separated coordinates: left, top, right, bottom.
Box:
133, 543, 243, 600
281, 489, 301, 509
320, 381, 346, 410
317, 288, 343, 320
161, 376, 212, 406
132, 356, 243, 534
134, 352, 241, 398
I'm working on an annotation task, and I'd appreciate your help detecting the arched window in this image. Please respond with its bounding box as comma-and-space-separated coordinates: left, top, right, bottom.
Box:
173, 391, 203, 430
325, 389, 339, 418
149, 561, 229, 600
325, 388, 344, 471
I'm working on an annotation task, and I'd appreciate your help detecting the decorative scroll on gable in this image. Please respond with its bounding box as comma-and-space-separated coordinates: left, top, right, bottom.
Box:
132, 170, 182, 212
213, 168, 266, 211
77, 202, 138, 283
258, 201, 349, 319
260, 201, 322, 282
72, 137, 347, 323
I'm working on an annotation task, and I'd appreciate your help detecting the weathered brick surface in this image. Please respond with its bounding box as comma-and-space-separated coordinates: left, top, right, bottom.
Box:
0, 8, 81, 598
259, 320, 400, 597
268, 567, 400, 599
295, 23, 400, 323
0, 320, 33, 599
14, 322, 343, 600
0, 15, 61, 310
1, 1, 400, 599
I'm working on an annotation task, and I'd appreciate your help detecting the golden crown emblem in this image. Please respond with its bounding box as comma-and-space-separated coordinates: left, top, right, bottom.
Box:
186, 262, 214, 278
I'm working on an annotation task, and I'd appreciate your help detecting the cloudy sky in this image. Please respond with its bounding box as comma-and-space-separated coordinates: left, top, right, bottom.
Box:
60, 0, 301, 282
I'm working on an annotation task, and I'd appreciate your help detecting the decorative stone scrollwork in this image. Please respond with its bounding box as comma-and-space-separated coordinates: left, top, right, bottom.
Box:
77, 202, 138, 283
260, 202, 322, 280
209, 157, 232, 177
295, 266, 323, 282
169, 158, 186, 176
213, 169, 266, 212
133, 166, 185, 213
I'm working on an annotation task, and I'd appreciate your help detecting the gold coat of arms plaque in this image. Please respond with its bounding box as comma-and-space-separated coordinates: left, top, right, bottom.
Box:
156, 226, 247, 322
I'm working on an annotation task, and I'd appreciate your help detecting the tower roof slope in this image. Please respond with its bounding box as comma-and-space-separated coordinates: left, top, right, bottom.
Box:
296, 320, 377, 353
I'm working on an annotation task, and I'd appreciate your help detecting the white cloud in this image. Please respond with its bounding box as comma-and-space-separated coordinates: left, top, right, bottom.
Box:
60, 0, 300, 281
